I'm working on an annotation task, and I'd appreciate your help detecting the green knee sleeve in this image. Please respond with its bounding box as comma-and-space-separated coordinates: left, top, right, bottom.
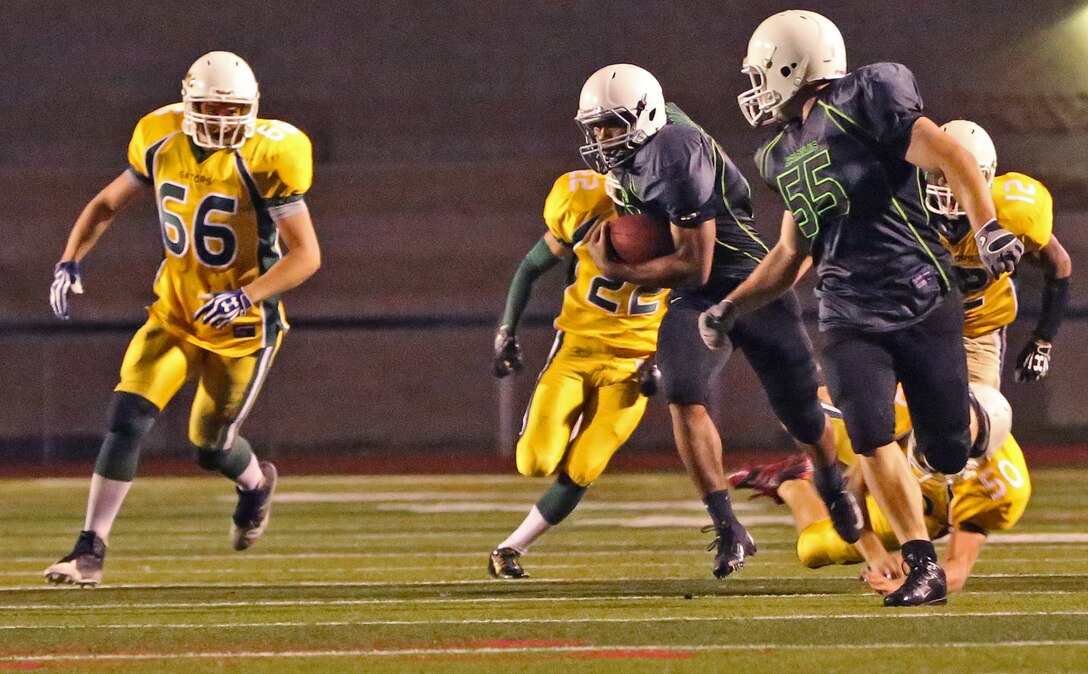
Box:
94, 393, 159, 481
535, 472, 588, 525
196, 436, 254, 480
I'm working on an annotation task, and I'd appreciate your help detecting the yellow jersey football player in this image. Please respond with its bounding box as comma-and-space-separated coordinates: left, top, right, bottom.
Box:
488, 169, 668, 578
45, 51, 320, 586
730, 384, 1029, 595
925, 120, 1072, 388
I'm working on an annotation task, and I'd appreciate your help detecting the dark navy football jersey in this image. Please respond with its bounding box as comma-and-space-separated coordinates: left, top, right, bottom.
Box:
756, 62, 955, 332
610, 103, 768, 284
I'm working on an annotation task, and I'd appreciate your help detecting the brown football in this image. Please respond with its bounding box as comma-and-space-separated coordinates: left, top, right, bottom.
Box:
607, 213, 675, 264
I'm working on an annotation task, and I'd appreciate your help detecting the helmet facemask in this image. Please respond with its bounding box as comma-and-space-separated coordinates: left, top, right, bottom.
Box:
183, 98, 258, 150
180, 51, 260, 150
576, 102, 649, 174
925, 165, 995, 220
738, 59, 788, 127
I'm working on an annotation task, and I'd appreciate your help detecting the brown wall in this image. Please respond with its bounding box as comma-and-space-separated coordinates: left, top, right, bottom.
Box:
2, 1, 1086, 458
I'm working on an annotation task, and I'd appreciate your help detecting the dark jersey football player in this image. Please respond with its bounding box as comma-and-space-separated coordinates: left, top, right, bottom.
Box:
699, 10, 1024, 606
574, 63, 862, 578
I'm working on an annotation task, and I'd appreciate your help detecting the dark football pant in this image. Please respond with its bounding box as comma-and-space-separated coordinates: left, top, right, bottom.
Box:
822, 292, 971, 474
657, 283, 825, 445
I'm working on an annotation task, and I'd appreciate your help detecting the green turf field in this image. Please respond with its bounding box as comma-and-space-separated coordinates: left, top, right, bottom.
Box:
2, 469, 1087, 672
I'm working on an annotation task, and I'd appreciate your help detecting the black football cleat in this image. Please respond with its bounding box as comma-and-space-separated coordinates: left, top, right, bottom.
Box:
813, 465, 863, 544
884, 555, 948, 607
44, 530, 106, 587
488, 547, 528, 579
703, 523, 757, 578
231, 461, 277, 551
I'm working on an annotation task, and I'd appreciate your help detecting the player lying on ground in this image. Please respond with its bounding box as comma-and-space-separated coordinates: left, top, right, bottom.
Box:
700, 10, 1024, 605
731, 383, 1029, 595
45, 51, 320, 586
488, 170, 666, 578
575, 63, 861, 578
924, 120, 1072, 388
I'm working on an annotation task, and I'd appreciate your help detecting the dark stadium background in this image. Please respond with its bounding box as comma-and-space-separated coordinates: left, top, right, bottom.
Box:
2, 0, 1085, 466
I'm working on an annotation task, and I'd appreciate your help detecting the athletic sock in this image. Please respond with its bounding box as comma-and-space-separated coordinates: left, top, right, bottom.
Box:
226, 436, 258, 483
704, 489, 738, 531
234, 453, 264, 491
83, 473, 132, 544
496, 506, 552, 554
901, 539, 938, 567
496, 473, 589, 553
534, 472, 588, 525
812, 463, 845, 500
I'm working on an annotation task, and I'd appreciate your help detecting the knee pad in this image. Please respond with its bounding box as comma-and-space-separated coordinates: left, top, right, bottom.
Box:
918, 436, 969, 475
777, 399, 826, 446
107, 392, 159, 437
663, 379, 708, 407
95, 393, 159, 481
842, 417, 895, 458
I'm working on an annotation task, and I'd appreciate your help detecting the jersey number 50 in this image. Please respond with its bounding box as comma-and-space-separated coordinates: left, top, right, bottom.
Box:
158, 182, 238, 268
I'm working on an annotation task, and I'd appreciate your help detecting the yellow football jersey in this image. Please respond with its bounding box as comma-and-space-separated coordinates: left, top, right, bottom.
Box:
127, 103, 313, 356
944, 172, 1053, 338
945, 435, 1031, 532
831, 386, 1029, 534
544, 170, 669, 354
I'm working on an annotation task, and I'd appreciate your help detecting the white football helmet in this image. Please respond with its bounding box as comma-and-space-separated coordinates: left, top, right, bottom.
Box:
738, 10, 847, 127
968, 382, 1012, 462
925, 120, 998, 218
181, 51, 260, 149
576, 64, 667, 174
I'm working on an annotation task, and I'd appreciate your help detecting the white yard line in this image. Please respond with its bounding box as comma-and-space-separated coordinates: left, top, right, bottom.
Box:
6, 641, 1088, 662
0, 590, 1078, 611
6, 563, 1088, 579
4, 571, 1086, 592
10, 549, 789, 563
2, 611, 1087, 631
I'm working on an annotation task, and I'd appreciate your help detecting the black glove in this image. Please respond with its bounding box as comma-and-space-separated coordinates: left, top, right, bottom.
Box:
1013, 339, 1051, 382
975, 219, 1024, 278
638, 360, 662, 397
492, 327, 523, 378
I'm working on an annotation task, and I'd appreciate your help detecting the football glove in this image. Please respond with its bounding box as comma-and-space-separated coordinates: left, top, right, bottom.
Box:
698, 299, 738, 350
193, 289, 253, 328
492, 327, 523, 378
975, 219, 1023, 278
1013, 339, 1051, 382
50, 261, 84, 320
